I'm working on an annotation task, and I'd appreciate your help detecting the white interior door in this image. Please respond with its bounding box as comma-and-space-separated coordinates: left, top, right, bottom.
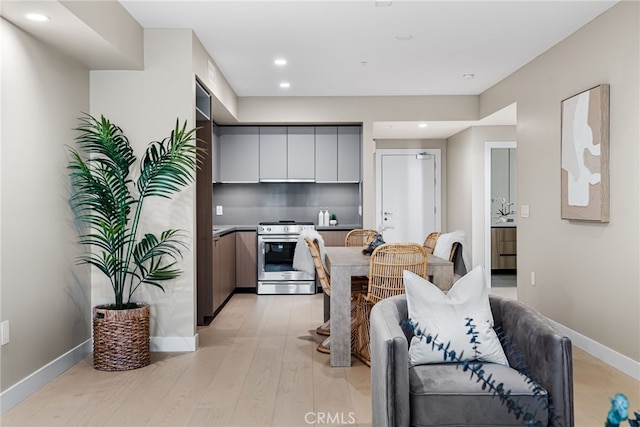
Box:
376, 149, 441, 243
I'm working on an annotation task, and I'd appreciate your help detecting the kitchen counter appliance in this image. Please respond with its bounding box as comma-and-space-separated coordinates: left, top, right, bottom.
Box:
257, 220, 316, 295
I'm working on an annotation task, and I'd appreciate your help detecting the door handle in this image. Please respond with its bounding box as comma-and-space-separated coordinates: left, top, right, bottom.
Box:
384, 211, 393, 215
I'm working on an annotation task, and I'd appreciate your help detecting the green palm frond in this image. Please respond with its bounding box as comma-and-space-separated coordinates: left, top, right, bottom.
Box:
68, 114, 200, 309
74, 114, 135, 173
133, 230, 186, 266
137, 120, 199, 199
129, 230, 186, 297
68, 118, 134, 229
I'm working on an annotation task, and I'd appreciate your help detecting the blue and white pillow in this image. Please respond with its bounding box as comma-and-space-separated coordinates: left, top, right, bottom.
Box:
404, 265, 509, 366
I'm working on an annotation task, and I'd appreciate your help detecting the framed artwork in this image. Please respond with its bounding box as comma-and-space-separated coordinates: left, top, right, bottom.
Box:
561, 84, 610, 222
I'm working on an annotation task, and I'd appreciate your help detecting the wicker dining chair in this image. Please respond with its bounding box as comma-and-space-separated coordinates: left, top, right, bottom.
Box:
345, 229, 378, 247
352, 242, 427, 366
305, 237, 332, 339
305, 237, 356, 353
424, 231, 461, 262
345, 229, 378, 294
422, 231, 440, 254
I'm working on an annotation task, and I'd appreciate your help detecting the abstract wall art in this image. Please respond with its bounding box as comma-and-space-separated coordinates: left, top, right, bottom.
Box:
561, 84, 610, 222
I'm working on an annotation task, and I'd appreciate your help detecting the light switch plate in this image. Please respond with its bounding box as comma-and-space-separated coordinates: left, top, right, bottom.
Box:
1, 321, 9, 345
216, 205, 223, 215
521, 204, 530, 218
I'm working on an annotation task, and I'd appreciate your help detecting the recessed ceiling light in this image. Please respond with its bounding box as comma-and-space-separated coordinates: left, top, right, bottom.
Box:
279, 82, 290, 89
25, 13, 50, 22
463, 73, 475, 80
375, 1, 393, 7
395, 34, 413, 41
418, 123, 428, 128
274, 58, 287, 66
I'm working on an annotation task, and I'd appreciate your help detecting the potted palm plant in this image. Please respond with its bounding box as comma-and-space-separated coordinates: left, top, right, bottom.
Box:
67, 114, 199, 371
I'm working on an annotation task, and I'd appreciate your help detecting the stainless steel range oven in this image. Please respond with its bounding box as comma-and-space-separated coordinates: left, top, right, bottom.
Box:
257, 221, 316, 295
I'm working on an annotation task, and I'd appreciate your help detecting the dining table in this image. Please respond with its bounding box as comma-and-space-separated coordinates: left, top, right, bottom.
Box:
323, 246, 454, 367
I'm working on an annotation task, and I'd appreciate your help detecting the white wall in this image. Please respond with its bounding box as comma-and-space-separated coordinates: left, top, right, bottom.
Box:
1, 18, 91, 391
90, 29, 197, 344
445, 128, 474, 257
478, 2, 640, 364
445, 126, 517, 267
191, 33, 237, 123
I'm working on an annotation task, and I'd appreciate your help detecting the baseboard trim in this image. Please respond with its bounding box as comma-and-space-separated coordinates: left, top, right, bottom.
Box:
547, 318, 640, 381
150, 334, 198, 352
1, 334, 198, 415
0, 339, 92, 415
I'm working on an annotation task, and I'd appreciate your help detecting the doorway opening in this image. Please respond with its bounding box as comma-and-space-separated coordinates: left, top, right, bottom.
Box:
375, 148, 442, 243
484, 141, 517, 290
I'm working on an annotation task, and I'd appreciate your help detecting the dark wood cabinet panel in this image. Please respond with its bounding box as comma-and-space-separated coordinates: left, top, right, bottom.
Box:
318, 230, 349, 247
491, 227, 517, 270
236, 231, 257, 289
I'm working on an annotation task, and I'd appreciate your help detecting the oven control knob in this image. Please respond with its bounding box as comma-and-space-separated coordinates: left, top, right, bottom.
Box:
266, 227, 271, 232
284, 226, 289, 232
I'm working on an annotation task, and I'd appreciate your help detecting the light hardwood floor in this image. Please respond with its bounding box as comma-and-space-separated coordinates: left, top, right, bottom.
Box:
2, 293, 638, 427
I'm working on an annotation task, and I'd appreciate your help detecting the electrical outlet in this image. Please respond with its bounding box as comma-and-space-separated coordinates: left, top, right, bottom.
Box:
1, 321, 10, 345
530, 272, 536, 286
216, 205, 223, 215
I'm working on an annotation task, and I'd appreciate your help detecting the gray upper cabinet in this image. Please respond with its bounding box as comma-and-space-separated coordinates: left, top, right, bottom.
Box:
337, 126, 361, 183
219, 125, 360, 183
259, 126, 315, 182
315, 126, 361, 183
287, 127, 315, 181
314, 127, 338, 182
259, 127, 287, 181
219, 127, 259, 183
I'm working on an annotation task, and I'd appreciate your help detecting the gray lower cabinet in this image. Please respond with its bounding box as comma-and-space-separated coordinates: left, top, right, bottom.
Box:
219, 126, 259, 183
315, 126, 361, 183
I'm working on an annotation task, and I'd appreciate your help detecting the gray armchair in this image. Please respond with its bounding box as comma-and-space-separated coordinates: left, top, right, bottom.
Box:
370, 294, 573, 427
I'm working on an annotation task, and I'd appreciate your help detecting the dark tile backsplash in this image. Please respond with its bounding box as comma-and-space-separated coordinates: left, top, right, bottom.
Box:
212, 183, 361, 226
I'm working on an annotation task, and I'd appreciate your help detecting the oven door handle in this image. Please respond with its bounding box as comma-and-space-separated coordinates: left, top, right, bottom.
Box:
258, 236, 298, 244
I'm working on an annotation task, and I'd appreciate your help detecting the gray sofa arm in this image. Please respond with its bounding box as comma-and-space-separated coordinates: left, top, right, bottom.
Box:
370, 295, 411, 427
489, 295, 574, 427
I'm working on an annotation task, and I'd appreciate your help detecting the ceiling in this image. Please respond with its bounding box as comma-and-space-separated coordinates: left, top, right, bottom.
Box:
117, 0, 617, 138
119, 0, 616, 98
3, 1, 618, 138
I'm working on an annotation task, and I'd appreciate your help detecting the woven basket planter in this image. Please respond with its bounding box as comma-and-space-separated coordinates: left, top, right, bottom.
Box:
93, 303, 150, 371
